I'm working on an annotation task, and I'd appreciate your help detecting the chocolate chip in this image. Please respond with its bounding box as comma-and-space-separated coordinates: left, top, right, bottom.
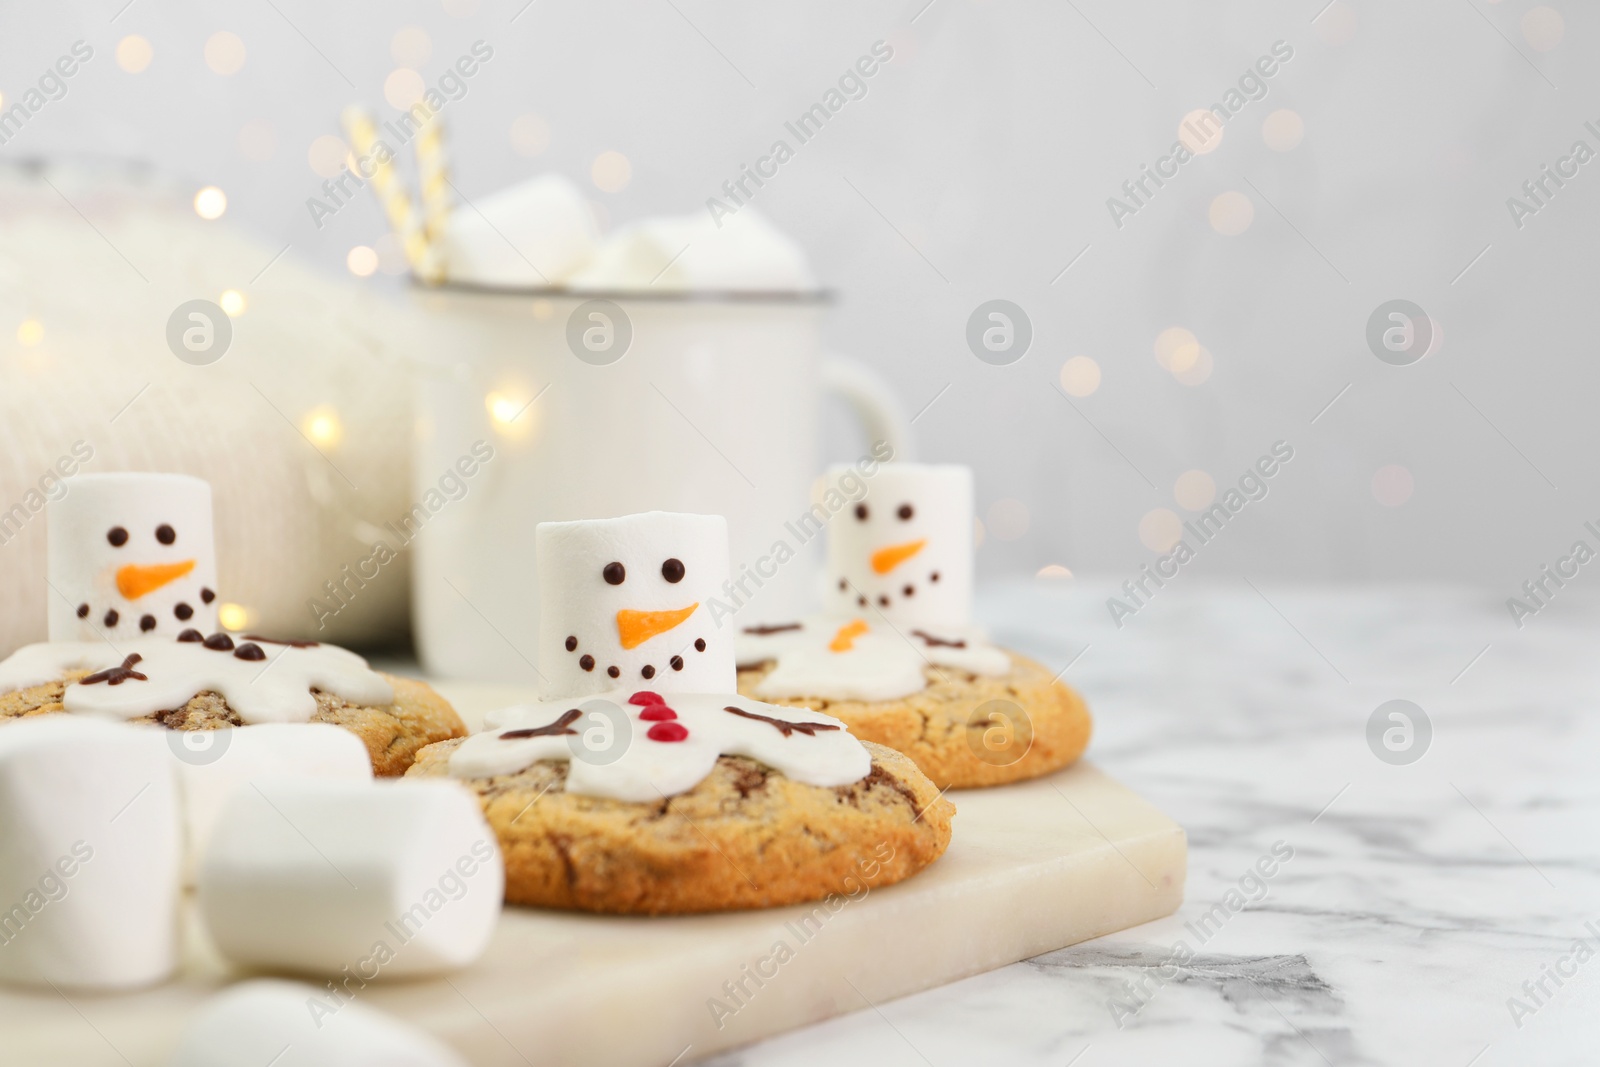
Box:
661, 558, 685, 583
76, 603, 89, 618
175, 603, 193, 620
607, 665, 620, 678
107, 527, 128, 547
641, 664, 656, 679
565, 635, 578, 652
670, 655, 684, 671
855, 504, 868, 521
177, 629, 203, 642
898, 504, 914, 520
104, 610, 119, 627
579, 654, 595, 671
857, 596, 867, 607
903, 585, 915, 597
156, 524, 175, 545
202, 633, 234, 651
694, 638, 706, 651
603, 562, 625, 585
140, 614, 156, 632
200, 588, 215, 603
233, 643, 266, 661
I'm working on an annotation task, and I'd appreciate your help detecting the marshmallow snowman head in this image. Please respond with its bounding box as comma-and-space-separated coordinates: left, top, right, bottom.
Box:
826, 463, 974, 628
537, 512, 735, 698
47, 473, 219, 641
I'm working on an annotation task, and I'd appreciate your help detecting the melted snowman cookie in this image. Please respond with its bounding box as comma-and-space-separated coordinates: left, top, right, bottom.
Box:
736, 616, 1010, 702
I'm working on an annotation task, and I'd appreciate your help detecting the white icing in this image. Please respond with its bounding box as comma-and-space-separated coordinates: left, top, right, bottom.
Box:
0, 636, 393, 724
46, 472, 220, 642
450, 689, 871, 802
735, 616, 1012, 702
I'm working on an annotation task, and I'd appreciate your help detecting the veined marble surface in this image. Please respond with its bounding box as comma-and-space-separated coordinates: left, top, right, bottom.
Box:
706, 578, 1600, 1067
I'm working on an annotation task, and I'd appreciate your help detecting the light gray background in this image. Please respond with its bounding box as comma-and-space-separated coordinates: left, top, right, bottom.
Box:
5, 0, 1593, 594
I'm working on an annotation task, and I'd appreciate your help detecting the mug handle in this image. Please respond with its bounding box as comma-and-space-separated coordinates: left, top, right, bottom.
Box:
820, 356, 914, 461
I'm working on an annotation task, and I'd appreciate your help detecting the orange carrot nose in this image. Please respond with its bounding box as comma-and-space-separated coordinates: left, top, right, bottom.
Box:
829, 618, 869, 652
870, 539, 926, 575
116, 560, 196, 600
616, 604, 699, 649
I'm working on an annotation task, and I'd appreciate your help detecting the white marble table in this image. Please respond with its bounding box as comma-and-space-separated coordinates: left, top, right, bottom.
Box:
705, 579, 1600, 1067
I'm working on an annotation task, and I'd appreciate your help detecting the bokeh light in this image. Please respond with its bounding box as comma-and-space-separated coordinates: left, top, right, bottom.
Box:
1139, 509, 1184, 553
384, 68, 426, 109
1522, 6, 1564, 50
1154, 327, 1197, 372
1174, 346, 1214, 386
204, 31, 247, 75
1178, 109, 1224, 155
218, 290, 246, 317
1372, 465, 1414, 507
391, 26, 433, 66
1174, 470, 1217, 511
1036, 564, 1073, 580
1209, 191, 1254, 236
1059, 356, 1101, 397
1315, 2, 1357, 45
16, 320, 44, 346
346, 246, 379, 277
193, 186, 227, 220
1262, 109, 1304, 151
301, 407, 343, 448
591, 151, 633, 193
218, 603, 250, 631
116, 35, 153, 73
307, 135, 350, 178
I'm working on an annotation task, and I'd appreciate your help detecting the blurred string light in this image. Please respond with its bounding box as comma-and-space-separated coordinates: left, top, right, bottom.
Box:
1153, 326, 1213, 386
1139, 508, 1183, 553
1178, 110, 1224, 155
485, 390, 537, 438
1522, 6, 1564, 50
384, 68, 425, 109
510, 114, 550, 157
1372, 465, 1414, 507
1058, 356, 1101, 397
1174, 470, 1216, 511
193, 186, 227, 220
1314, 3, 1357, 45
116, 35, 153, 73
204, 31, 247, 75
218, 602, 250, 631
307, 135, 350, 178
346, 246, 379, 277
591, 151, 632, 193
1262, 109, 1304, 151
219, 290, 246, 317
16, 320, 43, 346
301, 407, 343, 448
1209, 191, 1254, 236
1036, 564, 1073, 580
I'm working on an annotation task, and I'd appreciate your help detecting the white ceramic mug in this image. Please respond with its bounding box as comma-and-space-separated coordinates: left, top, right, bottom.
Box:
408, 286, 909, 682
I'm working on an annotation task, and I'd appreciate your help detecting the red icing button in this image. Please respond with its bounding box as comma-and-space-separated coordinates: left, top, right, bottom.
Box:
629, 691, 664, 706
639, 706, 677, 721
647, 721, 689, 742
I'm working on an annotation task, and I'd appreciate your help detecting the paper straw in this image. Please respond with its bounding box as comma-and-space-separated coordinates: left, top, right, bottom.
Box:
414, 113, 453, 247
340, 106, 441, 283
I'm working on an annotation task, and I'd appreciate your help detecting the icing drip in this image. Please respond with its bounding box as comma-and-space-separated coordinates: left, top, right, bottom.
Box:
454, 690, 871, 802
735, 615, 1011, 702
0, 635, 394, 725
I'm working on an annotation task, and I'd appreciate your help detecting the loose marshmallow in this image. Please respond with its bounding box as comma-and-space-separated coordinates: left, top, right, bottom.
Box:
168, 979, 468, 1067
537, 512, 736, 699
47, 472, 219, 642
197, 778, 503, 978
170, 723, 372, 884
826, 463, 974, 628
0, 717, 180, 990
567, 207, 815, 293
439, 174, 598, 288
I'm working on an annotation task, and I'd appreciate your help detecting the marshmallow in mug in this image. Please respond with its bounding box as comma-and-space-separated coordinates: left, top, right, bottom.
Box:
437, 174, 598, 288
826, 463, 974, 628
47, 472, 219, 642
538, 512, 736, 698
567, 207, 815, 293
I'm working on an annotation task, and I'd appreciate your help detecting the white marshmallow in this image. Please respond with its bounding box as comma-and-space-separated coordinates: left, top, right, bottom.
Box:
170, 723, 372, 885
567, 207, 815, 293
537, 512, 736, 698
197, 777, 503, 978
168, 979, 468, 1067
826, 463, 974, 628
0, 717, 180, 990
439, 175, 598, 288
47, 472, 219, 642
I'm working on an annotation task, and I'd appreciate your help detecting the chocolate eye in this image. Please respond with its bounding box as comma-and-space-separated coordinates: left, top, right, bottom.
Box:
897, 504, 914, 521
603, 562, 626, 585
156, 524, 175, 545
661, 558, 685, 583
855, 504, 868, 521
107, 527, 128, 547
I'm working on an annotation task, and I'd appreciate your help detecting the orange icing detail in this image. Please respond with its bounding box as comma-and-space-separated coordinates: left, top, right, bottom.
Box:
870, 538, 926, 575
829, 618, 870, 652
116, 560, 196, 600
616, 604, 699, 649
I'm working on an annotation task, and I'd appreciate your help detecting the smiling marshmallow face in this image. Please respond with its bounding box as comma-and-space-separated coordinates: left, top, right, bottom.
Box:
537, 512, 735, 699
47, 473, 220, 641
826, 463, 973, 628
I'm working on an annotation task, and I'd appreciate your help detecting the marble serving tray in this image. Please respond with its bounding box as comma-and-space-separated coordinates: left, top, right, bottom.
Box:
0, 683, 1186, 1066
